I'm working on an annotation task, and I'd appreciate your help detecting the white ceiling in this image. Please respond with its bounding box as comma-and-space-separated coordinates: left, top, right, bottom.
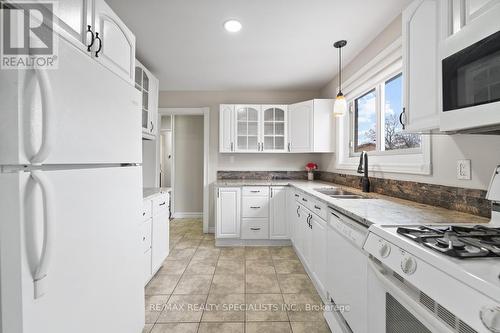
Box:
106, 0, 412, 91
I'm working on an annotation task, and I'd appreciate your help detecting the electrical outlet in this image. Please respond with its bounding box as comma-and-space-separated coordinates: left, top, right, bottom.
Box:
457, 160, 471, 180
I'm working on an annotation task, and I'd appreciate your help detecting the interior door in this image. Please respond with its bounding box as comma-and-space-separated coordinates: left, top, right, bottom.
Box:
0, 166, 144, 333
288, 101, 313, 152
235, 105, 261, 152
93, 0, 136, 84
0, 36, 141, 165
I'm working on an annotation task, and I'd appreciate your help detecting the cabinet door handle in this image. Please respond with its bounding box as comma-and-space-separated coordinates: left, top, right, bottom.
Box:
294, 194, 299, 198
270, 188, 273, 198
143, 236, 146, 241
302, 198, 308, 202
296, 205, 300, 217
314, 205, 321, 210
142, 212, 146, 216
86, 25, 95, 52
399, 107, 406, 130
288, 142, 291, 152
250, 206, 261, 209
230, 142, 234, 151
250, 227, 261, 231
159, 202, 166, 206
150, 121, 154, 133
94, 32, 102, 57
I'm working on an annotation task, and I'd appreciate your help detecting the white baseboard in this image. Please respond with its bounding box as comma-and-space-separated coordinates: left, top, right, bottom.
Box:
173, 212, 203, 219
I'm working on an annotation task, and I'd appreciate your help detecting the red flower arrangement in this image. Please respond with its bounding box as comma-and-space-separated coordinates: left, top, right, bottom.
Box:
305, 162, 318, 172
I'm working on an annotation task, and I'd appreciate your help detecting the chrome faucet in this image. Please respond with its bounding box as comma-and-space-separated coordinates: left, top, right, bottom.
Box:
357, 151, 370, 193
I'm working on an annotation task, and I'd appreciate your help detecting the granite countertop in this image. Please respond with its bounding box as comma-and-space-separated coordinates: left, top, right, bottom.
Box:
214, 180, 490, 227
143, 187, 171, 199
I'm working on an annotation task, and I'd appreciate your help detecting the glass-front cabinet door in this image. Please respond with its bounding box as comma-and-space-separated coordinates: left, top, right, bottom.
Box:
235, 105, 261, 152
135, 65, 150, 133
262, 105, 287, 152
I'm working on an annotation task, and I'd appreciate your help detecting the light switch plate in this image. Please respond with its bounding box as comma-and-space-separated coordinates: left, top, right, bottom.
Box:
457, 160, 471, 180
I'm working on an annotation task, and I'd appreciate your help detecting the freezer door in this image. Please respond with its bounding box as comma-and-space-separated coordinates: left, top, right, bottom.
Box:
0, 166, 144, 333
0, 35, 141, 165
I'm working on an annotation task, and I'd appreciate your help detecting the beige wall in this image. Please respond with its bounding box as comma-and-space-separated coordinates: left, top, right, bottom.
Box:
159, 90, 320, 228
320, 15, 500, 190
173, 115, 204, 214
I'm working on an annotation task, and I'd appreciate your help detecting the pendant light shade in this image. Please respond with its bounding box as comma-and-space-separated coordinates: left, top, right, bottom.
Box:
333, 40, 347, 117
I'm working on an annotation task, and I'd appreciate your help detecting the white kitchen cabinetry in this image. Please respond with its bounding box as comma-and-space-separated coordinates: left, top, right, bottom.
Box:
219, 105, 235, 152
443, 0, 500, 36
136, 61, 159, 139
262, 105, 287, 152
270, 187, 288, 239
93, 0, 136, 84
402, 0, 440, 132
288, 99, 334, 152
310, 214, 327, 296
143, 192, 170, 284
216, 187, 241, 239
242, 186, 270, 240
235, 105, 261, 152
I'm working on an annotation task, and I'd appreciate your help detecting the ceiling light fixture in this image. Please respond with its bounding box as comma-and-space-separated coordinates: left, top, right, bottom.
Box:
333, 40, 347, 117
224, 19, 242, 33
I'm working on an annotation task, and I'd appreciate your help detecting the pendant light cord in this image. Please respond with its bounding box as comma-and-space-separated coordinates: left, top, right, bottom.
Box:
338, 46, 342, 93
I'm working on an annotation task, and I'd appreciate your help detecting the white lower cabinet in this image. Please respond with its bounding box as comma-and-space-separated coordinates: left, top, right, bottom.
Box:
310, 214, 327, 295
270, 186, 288, 239
143, 192, 170, 285
216, 187, 241, 238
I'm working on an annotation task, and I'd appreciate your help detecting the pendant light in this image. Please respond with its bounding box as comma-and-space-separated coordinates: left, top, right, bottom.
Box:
333, 40, 347, 117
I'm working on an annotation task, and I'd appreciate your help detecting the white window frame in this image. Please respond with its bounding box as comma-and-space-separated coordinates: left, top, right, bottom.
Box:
335, 38, 432, 175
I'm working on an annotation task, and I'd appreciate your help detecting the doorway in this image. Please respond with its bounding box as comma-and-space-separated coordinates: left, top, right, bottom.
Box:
158, 108, 210, 233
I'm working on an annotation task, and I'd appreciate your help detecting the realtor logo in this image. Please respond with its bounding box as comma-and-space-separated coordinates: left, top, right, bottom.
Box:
1, 1, 58, 69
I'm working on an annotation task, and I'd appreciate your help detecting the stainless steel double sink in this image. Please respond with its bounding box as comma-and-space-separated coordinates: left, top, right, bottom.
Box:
313, 187, 369, 199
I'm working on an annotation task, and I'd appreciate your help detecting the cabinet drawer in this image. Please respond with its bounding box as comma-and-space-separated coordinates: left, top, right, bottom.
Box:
310, 200, 327, 221
241, 220, 269, 239
242, 196, 269, 218
142, 200, 152, 221
141, 219, 152, 253
152, 193, 169, 216
242, 186, 269, 197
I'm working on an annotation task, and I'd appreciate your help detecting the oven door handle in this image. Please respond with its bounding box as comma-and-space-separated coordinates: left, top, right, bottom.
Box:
367, 258, 454, 333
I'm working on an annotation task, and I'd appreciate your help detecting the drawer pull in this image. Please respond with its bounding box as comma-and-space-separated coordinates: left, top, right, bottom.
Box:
294, 194, 299, 197
302, 198, 308, 202
250, 190, 261, 193
250, 227, 261, 231
159, 202, 166, 206
143, 236, 146, 241
330, 211, 340, 219
314, 205, 321, 210
142, 212, 146, 216
250, 206, 261, 209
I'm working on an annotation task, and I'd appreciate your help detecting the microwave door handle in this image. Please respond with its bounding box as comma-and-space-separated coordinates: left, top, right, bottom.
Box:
367, 258, 454, 333
30, 171, 56, 299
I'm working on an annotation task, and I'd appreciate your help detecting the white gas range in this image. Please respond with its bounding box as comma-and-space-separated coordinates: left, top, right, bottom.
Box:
362, 167, 500, 333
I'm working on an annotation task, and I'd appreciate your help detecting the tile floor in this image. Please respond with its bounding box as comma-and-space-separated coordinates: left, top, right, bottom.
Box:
143, 219, 332, 333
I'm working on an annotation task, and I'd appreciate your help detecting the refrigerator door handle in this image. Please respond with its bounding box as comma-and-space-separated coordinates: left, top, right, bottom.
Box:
30, 68, 55, 165
30, 170, 56, 299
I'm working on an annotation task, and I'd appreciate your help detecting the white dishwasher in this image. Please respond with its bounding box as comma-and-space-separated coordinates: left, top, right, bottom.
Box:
324, 207, 369, 333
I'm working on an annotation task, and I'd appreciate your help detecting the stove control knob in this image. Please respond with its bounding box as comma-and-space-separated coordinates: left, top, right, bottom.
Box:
378, 240, 391, 258
400, 255, 417, 275
480, 306, 500, 332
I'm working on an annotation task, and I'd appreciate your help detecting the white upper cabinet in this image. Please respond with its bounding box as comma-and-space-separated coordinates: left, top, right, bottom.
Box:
288, 99, 334, 152
262, 105, 288, 152
444, 0, 500, 36
136, 61, 159, 140
235, 105, 261, 152
219, 100, 332, 153
93, 0, 136, 84
47, 0, 93, 51
402, 0, 440, 132
219, 105, 235, 152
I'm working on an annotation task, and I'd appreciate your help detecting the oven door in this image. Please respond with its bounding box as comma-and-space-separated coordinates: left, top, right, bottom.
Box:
367, 257, 455, 333
440, 4, 500, 132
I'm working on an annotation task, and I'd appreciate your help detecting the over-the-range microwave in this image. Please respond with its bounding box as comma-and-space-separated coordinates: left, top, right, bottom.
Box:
440, 5, 500, 133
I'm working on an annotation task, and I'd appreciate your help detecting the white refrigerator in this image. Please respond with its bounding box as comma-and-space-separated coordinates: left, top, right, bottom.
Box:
0, 35, 145, 332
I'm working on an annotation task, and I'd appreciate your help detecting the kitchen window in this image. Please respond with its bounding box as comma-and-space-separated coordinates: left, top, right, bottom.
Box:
336, 38, 431, 175
352, 73, 421, 155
